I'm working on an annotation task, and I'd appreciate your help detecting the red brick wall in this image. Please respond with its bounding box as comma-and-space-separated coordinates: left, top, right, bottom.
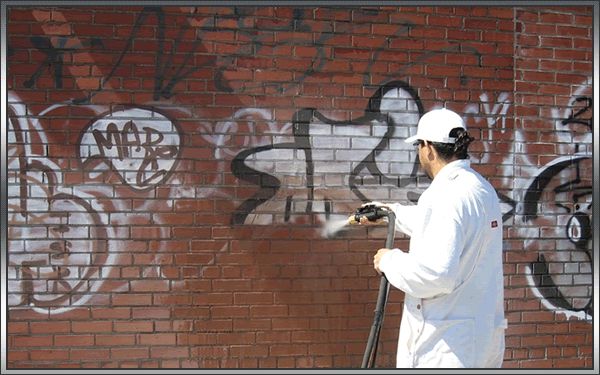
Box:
5, 5, 593, 369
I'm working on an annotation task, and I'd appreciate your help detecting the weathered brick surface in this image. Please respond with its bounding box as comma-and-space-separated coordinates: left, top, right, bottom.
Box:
6, 5, 593, 369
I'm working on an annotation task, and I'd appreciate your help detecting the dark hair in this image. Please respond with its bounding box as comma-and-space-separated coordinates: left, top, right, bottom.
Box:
430, 127, 474, 160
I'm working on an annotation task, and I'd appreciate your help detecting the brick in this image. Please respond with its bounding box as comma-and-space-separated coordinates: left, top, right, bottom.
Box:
129, 280, 170, 292
13, 335, 53, 347
95, 334, 136, 346
233, 292, 273, 305
54, 334, 95, 347
520, 359, 553, 368
171, 307, 210, 319
127, 306, 168, 320
112, 294, 153, 306
270, 343, 308, 356
7, 350, 29, 362
138, 333, 177, 346
29, 349, 70, 361
553, 358, 587, 368
7, 322, 29, 334
272, 318, 310, 330
113, 321, 154, 333
71, 321, 112, 333
522, 334, 554, 347
230, 344, 269, 358
554, 334, 587, 345
110, 347, 149, 360
29, 321, 70, 334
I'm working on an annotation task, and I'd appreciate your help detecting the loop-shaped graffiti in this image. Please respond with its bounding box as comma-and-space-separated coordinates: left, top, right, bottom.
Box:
78, 107, 182, 190
522, 155, 593, 319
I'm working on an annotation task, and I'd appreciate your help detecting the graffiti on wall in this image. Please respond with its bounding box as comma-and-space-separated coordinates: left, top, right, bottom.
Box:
230, 80, 423, 227
229, 86, 519, 229
6, 7, 593, 322
78, 107, 182, 190
7, 93, 189, 314
518, 78, 593, 320
8, 93, 115, 313
24, 36, 104, 89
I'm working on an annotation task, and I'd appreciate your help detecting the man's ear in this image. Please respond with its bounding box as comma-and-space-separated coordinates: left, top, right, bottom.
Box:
423, 141, 435, 160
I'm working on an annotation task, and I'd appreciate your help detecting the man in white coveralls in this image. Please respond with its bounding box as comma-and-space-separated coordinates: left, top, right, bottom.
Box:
360, 108, 507, 367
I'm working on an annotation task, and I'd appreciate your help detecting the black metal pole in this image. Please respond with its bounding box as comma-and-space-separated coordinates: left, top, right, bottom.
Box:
361, 211, 396, 368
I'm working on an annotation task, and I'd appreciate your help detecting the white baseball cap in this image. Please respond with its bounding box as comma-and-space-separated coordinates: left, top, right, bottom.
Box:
405, 108, 466, 144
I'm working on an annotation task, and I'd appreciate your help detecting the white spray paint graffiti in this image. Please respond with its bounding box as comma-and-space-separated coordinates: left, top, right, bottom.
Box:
512, 77, 593, 322
202, 108, 294, 160
239, 115, 387, 226
7, 92, 118, 314
230, 84, 423, 230
8, 72, 592, 322
79, 107, 182, 190
463, 92, 512, 165
7, 93, 190, 314
231, 89, 516, 233
7, 92, 269, 314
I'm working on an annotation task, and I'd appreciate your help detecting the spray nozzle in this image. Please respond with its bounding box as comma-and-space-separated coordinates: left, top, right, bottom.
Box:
348, 204, 389, 224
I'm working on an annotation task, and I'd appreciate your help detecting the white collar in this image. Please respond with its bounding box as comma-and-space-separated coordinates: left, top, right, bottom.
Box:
433, 159, 471, 182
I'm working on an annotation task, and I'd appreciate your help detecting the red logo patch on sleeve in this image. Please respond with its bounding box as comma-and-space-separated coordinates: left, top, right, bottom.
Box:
491, 220, 498, 228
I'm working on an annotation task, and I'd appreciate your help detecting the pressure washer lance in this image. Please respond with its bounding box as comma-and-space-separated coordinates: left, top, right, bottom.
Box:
347, 204, 397, 368
347, 204, 390, 225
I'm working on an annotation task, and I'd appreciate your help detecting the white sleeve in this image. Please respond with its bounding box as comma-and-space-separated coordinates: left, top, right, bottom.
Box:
379, 200, 465, 299
389, 203, 419, 237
